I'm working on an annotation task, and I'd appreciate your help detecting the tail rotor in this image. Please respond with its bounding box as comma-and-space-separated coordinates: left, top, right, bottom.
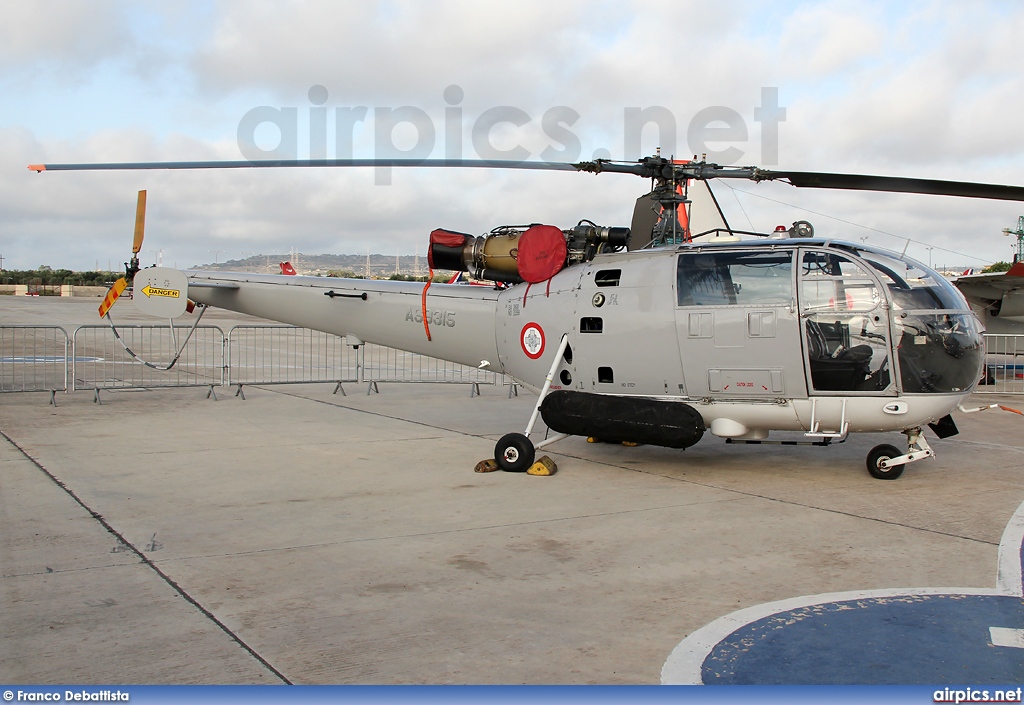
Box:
98, 190, 146, 318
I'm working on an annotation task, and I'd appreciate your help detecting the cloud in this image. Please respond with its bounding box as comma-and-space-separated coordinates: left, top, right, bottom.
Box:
776, 5, 885, 79
2, 124, 645, 270
4, 0, 1024, 272
193, 1, 600, 105
0, 1, 133, 76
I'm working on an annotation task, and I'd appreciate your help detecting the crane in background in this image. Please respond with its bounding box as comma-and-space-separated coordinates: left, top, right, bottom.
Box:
1004, 216, 1024, 264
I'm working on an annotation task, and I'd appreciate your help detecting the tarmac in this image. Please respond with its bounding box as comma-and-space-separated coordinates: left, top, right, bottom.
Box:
2, 297, 1024, 684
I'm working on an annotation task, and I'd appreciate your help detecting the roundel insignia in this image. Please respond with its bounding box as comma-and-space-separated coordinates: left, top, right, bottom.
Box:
520, 322, 546, 360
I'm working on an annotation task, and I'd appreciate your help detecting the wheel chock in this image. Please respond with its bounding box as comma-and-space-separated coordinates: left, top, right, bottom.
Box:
588, 437, 640, 447
527, 455, 557, 476
474, 459, 500, 473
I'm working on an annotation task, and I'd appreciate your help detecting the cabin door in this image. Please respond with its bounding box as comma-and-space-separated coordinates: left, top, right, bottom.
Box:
675, 249, 806, 399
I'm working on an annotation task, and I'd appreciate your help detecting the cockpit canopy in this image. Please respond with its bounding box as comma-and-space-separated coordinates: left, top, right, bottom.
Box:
675, 240, 984, 395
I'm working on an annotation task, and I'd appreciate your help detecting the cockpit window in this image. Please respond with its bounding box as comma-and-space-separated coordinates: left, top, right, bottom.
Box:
800, 251, 880, 313
895, 313, 984, 393
677, 251, 793, 306
853, 249, 967, 311
838, 247, 981, 393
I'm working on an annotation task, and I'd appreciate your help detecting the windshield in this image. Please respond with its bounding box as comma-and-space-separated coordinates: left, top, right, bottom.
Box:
895, 313, 985, 393
850, 248, 968, 311
799, 246, 982, 395
845, 247, 982, 393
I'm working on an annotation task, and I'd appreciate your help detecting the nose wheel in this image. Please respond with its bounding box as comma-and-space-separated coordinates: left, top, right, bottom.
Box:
494, 433, 535, 473
866, 444, 905, 480
866, 428, 934, 480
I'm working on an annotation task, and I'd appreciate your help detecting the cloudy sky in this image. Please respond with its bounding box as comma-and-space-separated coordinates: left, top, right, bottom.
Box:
2, 0, 1023, 272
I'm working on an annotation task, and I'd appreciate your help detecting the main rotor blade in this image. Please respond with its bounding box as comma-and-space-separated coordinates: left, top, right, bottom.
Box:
570, 160, 1024, 201
28, 158, 581, 172
133, 190, 146, 254
27, 156, 1024, 202
757, 170, 1024, 202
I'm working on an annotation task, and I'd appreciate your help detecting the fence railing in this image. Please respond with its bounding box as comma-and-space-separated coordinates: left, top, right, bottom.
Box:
71, 325, 226, 391
12, 326, 1019, 400
0, 326, 69, 399
1, 323, 505, 399
360, 343, 499, 385
227, 325, 360, 387
978, 333, 1024, 395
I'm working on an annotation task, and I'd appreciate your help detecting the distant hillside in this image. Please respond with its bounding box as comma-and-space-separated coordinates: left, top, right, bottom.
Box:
197, 253, 442, 277
194, 253, 976, 279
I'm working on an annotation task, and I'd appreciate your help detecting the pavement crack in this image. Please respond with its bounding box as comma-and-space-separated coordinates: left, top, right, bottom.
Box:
0, 428, 293, 685
941, 438, 1024, 455
553, 448, 999, 547
153, 496, 750, 564
256, 388, 999, 547
256, 386, 502, 441
2, 562, 145, 579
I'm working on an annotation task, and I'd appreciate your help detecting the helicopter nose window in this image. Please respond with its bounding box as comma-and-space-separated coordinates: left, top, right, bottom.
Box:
894, 313, 984, 393
854, 249, 967, 311
849, 249, 983, 393
677, 251, 793, 306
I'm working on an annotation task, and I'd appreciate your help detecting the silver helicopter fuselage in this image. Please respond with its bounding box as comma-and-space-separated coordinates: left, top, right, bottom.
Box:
186, 237, 984, 441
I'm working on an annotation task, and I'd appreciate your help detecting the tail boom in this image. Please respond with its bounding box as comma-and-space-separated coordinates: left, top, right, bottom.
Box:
185, 272, 502, 369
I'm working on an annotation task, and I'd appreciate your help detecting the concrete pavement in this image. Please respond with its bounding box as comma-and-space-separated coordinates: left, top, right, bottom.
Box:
2, 297, 1024, 683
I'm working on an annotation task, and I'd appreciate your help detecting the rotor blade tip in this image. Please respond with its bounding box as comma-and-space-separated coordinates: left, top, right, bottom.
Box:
28, 164, 46, 172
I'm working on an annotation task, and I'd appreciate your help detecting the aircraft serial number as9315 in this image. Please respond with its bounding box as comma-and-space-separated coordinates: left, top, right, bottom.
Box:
406, 307, 456, 327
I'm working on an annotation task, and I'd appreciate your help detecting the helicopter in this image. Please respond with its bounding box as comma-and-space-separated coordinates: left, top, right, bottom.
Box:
27, 154, 1024, 479
954, 263, 1024, 335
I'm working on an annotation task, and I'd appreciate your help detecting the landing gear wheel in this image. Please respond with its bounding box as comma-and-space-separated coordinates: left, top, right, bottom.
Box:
867, 444, 905, 480
495, 433, 535, 473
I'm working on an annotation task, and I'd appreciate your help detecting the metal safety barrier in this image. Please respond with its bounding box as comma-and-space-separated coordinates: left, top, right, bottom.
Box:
72, 325, 226, 392
5, 324, 1024, 402
227, 325, 359, 389
361, 343, 499, 387
0, 326, 69, 400
979, 333, 1024, 395
3, 323, 506, 399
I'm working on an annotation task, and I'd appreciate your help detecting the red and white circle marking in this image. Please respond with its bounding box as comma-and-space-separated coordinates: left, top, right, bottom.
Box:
520, 322, 546, 360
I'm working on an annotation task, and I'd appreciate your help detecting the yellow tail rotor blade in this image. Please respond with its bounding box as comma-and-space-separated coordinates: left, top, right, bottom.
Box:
98, 277, 128, 318
132, 190, 147, 254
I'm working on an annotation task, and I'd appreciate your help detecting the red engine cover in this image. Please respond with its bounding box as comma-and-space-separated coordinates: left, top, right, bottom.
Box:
516, 225, 567, 283
427, 228, 473, 270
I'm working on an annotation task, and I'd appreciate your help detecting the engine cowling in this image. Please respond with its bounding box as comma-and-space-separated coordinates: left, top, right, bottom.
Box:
427, 223, 629, 283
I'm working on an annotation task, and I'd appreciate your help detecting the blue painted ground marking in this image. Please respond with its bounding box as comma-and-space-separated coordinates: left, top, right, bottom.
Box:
1, 355, 102, 362
662, 500, 1024, 684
